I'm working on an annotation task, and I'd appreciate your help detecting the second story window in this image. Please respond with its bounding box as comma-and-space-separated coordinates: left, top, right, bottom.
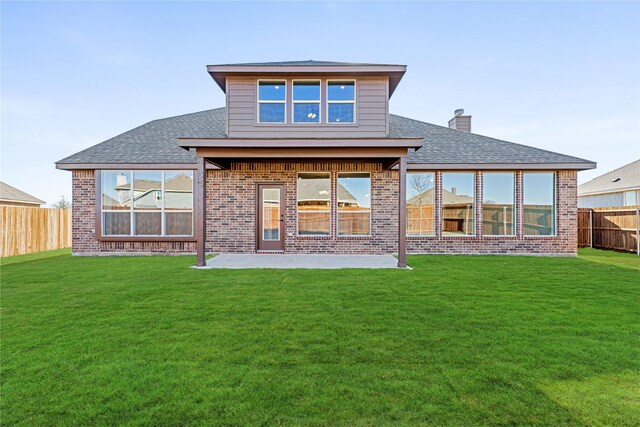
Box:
327, 80, 355, 123
258, 81, 286, 123
293, 81, 320, 123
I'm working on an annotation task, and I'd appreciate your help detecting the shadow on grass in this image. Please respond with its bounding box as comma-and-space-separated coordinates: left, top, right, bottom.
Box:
0, 248, 72, 267
539, 371, 640, 426
578, 248, 640, 271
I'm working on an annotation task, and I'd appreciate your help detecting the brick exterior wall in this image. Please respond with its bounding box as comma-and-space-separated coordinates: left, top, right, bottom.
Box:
71, 166, 578, 256
71, 170, 196, 255
206, 162, 397, 254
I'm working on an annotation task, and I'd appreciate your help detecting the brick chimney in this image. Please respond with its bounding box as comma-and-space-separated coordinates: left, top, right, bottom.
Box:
448, 109, 471, 132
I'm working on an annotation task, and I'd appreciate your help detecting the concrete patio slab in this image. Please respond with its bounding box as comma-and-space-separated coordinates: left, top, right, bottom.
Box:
199, 254, 405, 269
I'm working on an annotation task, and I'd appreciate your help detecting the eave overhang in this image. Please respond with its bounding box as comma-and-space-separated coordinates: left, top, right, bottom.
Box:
207, 64, 407, 97
178, 137, 423, 150
406, 161, 597, 171
178, 138, 422, 170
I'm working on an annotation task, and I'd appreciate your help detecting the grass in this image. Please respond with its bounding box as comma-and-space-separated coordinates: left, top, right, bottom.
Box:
1, 248, 638, 426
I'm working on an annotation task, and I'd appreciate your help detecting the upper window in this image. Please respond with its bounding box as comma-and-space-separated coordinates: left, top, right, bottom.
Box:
327, 81, 355, 123
483, 172, 516, 236
442, 172, 475, 235
337, 172, 370, 235
258, 81, 286, 123
623, 190, 638, 206
101, 170, 194, 237
406, 172, 435, 236
293, 81, 320, 123
523, 172, 555, 236
297, 173, 330, 235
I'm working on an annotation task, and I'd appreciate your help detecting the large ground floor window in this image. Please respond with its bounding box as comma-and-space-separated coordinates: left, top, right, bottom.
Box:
523, 172, 556, 236
406, 172, 435, 235
442, 172, 475, 235
406, 171, 556, 237
483, 172, 516, 236
297, 173, 331, 236
337, 173, 371, 236
101, 170, 194, 237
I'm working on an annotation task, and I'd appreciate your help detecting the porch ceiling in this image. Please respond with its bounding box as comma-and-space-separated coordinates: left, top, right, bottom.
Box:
178, 138, 421, 170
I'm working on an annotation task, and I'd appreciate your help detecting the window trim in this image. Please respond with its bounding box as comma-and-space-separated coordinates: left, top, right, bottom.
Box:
406, 171, 436, 237
257, 79, 287, 124
292, 79, 321, 124
522, 171, 557, 237
296, 172, 331, 237
441, 171, 476, 237
97, 170, 195, 241
337, 171, 371, 236
326, 79, 356, 125
482, 171, 516, 237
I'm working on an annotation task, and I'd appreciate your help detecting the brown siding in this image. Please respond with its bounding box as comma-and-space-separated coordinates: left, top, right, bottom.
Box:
227, 76, 388, 138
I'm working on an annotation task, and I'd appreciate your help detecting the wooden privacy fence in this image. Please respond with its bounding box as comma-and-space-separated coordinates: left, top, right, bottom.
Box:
578, 206, 640, 254
0, 206, 72, 257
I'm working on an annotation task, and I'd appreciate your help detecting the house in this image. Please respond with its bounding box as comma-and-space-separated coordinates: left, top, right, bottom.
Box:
56, 60, 596, 267
0, 181, 45, 207
578, 160, 640, 208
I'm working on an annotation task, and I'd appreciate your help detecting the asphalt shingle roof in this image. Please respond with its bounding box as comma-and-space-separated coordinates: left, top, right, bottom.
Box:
0, 181, 46, 205
56, 108, 593, 167
578, 159, 640, 195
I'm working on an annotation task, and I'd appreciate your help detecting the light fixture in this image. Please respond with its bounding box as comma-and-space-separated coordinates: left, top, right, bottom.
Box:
340, 85, 345, 89
274, 85, 280, 90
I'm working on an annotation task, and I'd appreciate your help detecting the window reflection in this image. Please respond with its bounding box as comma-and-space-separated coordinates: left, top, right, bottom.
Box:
442, 172, 475, 235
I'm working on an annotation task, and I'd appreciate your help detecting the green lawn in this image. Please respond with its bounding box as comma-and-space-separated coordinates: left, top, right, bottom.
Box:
1, 249, 638, 426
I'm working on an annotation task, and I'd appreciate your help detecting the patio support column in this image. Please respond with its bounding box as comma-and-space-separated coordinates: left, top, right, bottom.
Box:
195, 156, 207, 267
398, 156, 407, 268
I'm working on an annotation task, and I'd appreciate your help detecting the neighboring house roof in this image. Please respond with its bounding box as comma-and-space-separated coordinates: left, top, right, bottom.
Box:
578, 159, 640, 196
297, 178, 358, 205
407, 188, 473, 205
0, 181, 45, 206
56, 108, 594, 169
116, 174, 193, 193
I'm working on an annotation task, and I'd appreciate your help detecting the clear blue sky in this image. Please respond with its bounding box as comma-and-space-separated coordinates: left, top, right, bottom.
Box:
2, 1, 638, 206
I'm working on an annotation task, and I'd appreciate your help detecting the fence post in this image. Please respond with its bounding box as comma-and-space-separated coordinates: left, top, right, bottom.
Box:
589, 209, 593, 248
636, 208, 640, 255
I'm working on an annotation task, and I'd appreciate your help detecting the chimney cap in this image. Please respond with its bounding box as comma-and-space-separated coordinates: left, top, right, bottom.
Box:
454, 109, 465, 116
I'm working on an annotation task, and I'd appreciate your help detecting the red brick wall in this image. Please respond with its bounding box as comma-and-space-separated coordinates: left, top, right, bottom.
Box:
71, 170, 196, 255
206, 162, 397, 254
407, 170, 578, 255
71, 166, 578, 256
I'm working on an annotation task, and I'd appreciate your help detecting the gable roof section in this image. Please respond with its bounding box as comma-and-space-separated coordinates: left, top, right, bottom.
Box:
0, 181, 45, 206
56, 108, 595, 170
578, 159, 640, 196
389, 114, 594, 169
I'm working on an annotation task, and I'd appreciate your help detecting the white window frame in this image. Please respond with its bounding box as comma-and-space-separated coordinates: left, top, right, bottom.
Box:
441, 171, 476, 236
523, 171, 557, 237
482, 172, 516, 237
257, 79, 287, 124
406, 172, 436, 237
296, 172, 331, 236
337, 172, 371, 236
326, 79, 356, 124
292, 80, 321, 124
101, 170, 194, 237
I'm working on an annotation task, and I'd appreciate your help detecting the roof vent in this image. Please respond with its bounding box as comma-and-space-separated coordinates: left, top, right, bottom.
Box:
612, 177, 621, 182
